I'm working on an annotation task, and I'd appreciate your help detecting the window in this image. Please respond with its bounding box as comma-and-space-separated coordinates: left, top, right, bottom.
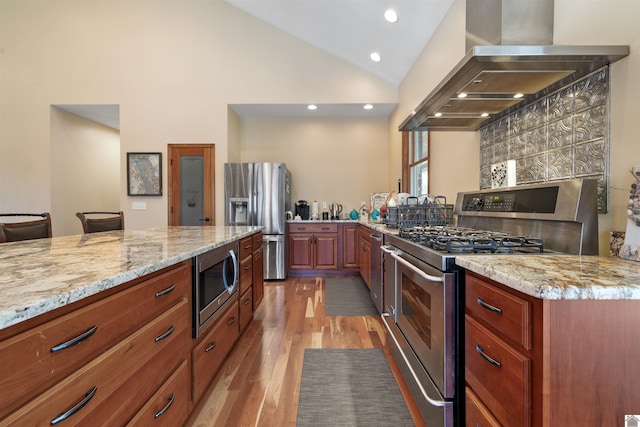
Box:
402, 130, 429, 196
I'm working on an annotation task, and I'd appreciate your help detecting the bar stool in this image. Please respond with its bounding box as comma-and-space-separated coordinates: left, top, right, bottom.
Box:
0, 213, 52, 243
76, 211, 124, 234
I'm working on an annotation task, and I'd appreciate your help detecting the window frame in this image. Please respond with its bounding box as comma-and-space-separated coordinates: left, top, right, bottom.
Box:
401, 130, 430, 195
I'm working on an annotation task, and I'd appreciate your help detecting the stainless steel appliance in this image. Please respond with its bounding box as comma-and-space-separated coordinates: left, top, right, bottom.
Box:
224, 163, 292, 280
193, 240, 239, 338
380, 178, 598, 426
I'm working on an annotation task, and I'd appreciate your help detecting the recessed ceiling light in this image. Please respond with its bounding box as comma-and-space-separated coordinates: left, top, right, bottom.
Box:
363, 104, 373, 110
514, 93, 524, 99
307, 104, 317, 110
370, 52, 381, 62
434, 112, 442, 117
480, 113, 489, 117
384, 9, 398, 23
457, 93, 467, 98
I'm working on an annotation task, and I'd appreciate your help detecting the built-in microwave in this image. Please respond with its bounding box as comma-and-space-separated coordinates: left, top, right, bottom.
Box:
193, 240, 239, 338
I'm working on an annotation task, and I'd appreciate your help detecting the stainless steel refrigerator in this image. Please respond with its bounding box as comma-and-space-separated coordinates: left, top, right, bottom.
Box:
224, 162, 291, 280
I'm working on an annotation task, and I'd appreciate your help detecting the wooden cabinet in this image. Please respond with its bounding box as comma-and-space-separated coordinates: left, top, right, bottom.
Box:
465, 272, 535, 427
239, 236, 253, 296
239, 287, 254, 333
1, 263, 192, 425
192, 302, 240, 403
359, 226, 371, 288
252, 232, 264, 309
127, 360, 190, 426
288, 223, 338, 272
465, 270, 640, 426
341, 223, 359, 269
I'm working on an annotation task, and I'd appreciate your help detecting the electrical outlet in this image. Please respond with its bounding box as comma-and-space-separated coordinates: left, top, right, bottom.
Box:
132, 202, 146, 210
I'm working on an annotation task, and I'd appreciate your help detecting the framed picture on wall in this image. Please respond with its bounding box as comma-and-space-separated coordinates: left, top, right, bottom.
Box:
127, 152, 162, 196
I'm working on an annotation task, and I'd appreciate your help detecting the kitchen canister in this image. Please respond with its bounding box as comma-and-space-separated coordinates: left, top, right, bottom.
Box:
349, 209, 359, 220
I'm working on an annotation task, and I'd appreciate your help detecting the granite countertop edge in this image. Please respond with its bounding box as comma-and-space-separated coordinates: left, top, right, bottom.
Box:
0, 226, 262, 331
455, 254, 640, 300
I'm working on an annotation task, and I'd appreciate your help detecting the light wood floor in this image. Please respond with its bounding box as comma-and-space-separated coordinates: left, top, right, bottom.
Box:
185, 276, 426, 427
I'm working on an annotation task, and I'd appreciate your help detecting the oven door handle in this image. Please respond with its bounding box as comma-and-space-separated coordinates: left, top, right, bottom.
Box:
222, 250, 238, 294
381, 312, 447, 407
386, 248, 443, 283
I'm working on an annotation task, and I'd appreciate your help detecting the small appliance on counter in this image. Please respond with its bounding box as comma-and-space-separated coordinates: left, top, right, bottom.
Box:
296, 200, 310, 220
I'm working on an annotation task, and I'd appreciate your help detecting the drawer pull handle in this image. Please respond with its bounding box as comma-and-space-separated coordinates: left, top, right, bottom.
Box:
321, 227, 330, 230
154, 325, 175, 342
245, 244, 252, 249
155, 284, 176, 298
227, 316, 237, 326
477, 298, 503, 314
154, 393, 175, 419
244, 265, 252, 270
50, 326, 98, 353
205, 341, 217, 352
476, 344, 502, 367
243, 298, 252, 305
50, 386, 97, 425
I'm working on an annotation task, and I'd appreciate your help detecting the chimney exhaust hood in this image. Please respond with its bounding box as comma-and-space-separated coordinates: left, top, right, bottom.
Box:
399, 0, 629, 132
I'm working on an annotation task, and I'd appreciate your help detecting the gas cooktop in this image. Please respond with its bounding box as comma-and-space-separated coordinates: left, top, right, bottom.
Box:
398, 226, 544, 254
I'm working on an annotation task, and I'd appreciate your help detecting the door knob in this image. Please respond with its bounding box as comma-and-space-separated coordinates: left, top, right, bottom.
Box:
199, 217, 211, 222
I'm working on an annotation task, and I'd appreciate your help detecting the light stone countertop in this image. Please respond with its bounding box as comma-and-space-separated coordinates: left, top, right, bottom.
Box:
0, 226, 262, 331
455, 254, 640, 300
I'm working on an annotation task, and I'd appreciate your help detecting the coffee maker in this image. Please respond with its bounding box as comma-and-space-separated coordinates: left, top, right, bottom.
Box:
296, 200, 310, 220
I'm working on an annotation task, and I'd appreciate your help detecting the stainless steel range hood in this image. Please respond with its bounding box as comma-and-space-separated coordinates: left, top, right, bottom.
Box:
399, 0, 629, 132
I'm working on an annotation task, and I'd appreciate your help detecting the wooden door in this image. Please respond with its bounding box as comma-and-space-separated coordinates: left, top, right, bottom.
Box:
288, 233, 314, 270
167, 144, 215, 226
314, 234, 338, 269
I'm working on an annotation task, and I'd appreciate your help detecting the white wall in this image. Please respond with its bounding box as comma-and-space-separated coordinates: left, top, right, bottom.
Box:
0, 1, 397, 228
50, 108, 120, 236
239, 117, 390, 214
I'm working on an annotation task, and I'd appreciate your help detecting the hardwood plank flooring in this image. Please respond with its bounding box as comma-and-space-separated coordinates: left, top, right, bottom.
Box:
186, 277, 426, 427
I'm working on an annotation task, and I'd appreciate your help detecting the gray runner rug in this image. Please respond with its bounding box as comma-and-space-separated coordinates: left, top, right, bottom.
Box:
325, 277, 379, 316
296, 348, 415, 426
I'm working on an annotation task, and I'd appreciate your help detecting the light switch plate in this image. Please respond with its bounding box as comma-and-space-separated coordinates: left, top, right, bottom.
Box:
132, 202, 146, 210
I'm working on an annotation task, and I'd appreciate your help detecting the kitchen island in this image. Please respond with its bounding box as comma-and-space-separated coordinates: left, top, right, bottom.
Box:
0, 226, 261, 331
455, 254, 640, 426
0, 226, 261, 425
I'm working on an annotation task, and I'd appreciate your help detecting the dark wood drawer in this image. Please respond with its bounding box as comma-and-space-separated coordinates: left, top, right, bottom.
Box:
0, 263, 191, 417
3, 300, 190, 425
240, 236, 253, 259
465, 315, 531, 427
466, 387, 501, 427
289, 223, 337, 233
239, 287, 253, 333
239, 252, 253, 295
252, 232, 263, 249
192, 303, 239, 402
127, 360, 190, 426
466, 272, 532, 349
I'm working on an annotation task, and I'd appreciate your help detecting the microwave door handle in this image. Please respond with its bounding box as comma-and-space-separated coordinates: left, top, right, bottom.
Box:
390, 250, 443, 283
223, 250, 238, 294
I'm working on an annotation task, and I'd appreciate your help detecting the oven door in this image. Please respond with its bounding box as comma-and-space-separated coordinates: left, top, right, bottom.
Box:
395, 249, 455, 400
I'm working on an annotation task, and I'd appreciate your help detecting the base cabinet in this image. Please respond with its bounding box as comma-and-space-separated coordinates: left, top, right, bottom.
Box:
192, 301, 240, 404
359, 226, 371, 288
253, 232, 264, 309
288, 223, 338, 272
0, 262, 192, 426
287, 222, 361, 276
465, 270, 640, 426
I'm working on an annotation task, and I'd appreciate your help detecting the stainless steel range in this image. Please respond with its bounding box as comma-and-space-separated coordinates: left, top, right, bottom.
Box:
380, 179, 598, 427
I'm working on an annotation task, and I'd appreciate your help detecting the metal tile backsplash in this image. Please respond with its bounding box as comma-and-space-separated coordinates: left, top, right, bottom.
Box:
479, 67, 610, 212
